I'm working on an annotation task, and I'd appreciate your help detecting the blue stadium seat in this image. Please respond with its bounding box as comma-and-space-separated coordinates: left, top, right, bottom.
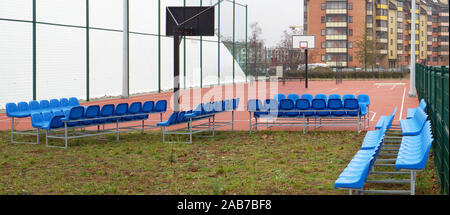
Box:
29, 101, 41, 113
395, 121, 433, 170
328, 98, 345, 116
301, 94, 313, 106
39, 100, 51, 111
287, 94, 300, 103
361, 121, 387, 150
31, 112, 52, 128
40, 115, 65, 130
406, 99, 426, 119
264, 99, 279, 117
399, 107, 428, 136
329, 94, 341, 100
334, 149, 377, 189
69, 97, 80, 106
274, 94, 286, 104
342, 94, 355, 105
296, 99, 313, 117
344, 98, 360, 116
63, 106, 85, 127
50, 99, 62, 111
233, 98, 240, 110
82, 105, 100, 125
6, 103, 30, 118
60, 98, 70, 110
123, 102, 142, 121
248, 99, 266, 118
96, 104, 115, 124
357, 94, 370, 108
279, 99, 297, 117
142, 101, 155, 113
375, 107, 397, 130
312, 98, 329, 116
154, 100, 167, 113
314, 94, 327, 102
157, 112, 178, 126
114, 103, 129, 122
214, 101, 223, 112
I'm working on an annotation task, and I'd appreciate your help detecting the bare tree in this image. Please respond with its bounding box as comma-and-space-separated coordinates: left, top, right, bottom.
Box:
277, 27, 303, 73
355, 31, 377, 72
248, 22, 264, 77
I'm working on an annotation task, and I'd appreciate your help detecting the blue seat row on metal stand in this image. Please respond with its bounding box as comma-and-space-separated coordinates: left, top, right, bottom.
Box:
406, 99, 426, 119
5, 98, 167, 148
335, 106, 434, 195
247, 94, 368, 133
157, 98, 239, 144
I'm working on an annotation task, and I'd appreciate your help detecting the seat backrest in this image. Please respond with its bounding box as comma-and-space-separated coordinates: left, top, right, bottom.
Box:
342, 94, 355, 102
296, 99, 310, 110
5, 103, 18, 117
60, 98, 70, 107
264, 99, 278, 111
154, 100, 167, 112
18, 101, 30, 113
50, 99, 61, 109
177, 111, 186, 123
386, 107, 398, 129
419, 99, 427, 111
214, 101, 223, 112
287, 94, 300, 103
204, 102, 214, 113
414, 107, 428, 129
344, 98, 359, 109
49, 115, 64, 129
233, 98, 239, 110
40, 100, 51, 110
100, 104, 115, 117
69, 97, 80, 106
279, 99, 294, 110
274, 94, 286, 103
29, 101, 41, 112
357, 94, 370, 105
114, 103, 129, 115
314, 94, 327, 101
31, 113, 44, 127
85, 105, 100, 118
142, 101, 154, 113
128, 102, 142, 114
167, 112, 178, 124
328, 94, 341, 100
415, 121, 434, 170
42, 111, 54, 121
247, 99, 262, 111
328, 99, 343, 109
68, 106, 85, 120
194, 104, 204, 115
312, 99, 327, 109
300, 94, 313, 104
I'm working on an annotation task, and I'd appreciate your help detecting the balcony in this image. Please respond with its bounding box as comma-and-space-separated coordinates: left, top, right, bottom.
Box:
397, 39, 403, 44
439, 22, 449, 27
377, 4, 388, 9
397, 18, 403, 22
398, 50, 403, 55
367, 23, 373, 28
327, 61, 347, 67
326, 9, 347, 14
427, 51, 432, 55
439, 41, 449, 46
408, 30, 419, 34
427, 41, 432, 45
326, 35, 347, 40
367, 10, 373, 15
376, 16, 388, 21
326, 48, 347, 53
408, 40, 419, 44
377, 38, 388, 43
439, 51, 449, 55
326, 22, 347, 27
439, 12, 449, 17
409, 50, 419, 55
427, 31, 432, 36
439, 32, 449, 36
407, 19, 419, 24
376, 50, 388, 55
376, 27, 388, 32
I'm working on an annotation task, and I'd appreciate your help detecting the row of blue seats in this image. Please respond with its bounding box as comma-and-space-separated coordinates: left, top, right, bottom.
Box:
273, 93, 370, 107
6, 97, 81, 118
157, 98, 239, 127
31, 100, 167, 130
247, 97, 366, 118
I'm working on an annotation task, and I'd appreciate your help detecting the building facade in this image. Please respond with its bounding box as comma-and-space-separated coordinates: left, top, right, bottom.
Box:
304, 0, 449, 69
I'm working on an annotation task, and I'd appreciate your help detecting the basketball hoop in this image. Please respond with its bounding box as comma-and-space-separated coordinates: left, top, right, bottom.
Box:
299, 41, 308, 52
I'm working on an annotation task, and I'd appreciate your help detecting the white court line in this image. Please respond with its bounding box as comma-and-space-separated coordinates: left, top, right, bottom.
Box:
399, 87, 406, 121
370, 111, 377, 121
353, 90, 360, 94
390, 85, 396, 90
328, 88, 338, 92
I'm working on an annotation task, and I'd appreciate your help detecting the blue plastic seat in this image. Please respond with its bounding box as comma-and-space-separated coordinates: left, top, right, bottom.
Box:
287, 94, 300, 103
344, 98, 360, 116
224, 100, 233, 111
214, 101, 223, 112
114, 103, 129, 122
248, 99, 266, 118
82, 105, 100, 125
50, 99, 62, 111
406, 99, 426, 119
399, 107, 428, 136
375, 107, 397, 130
177, 111, 186, 123
122, 102, 142, 121
334, 152, 376, 189
279, 99, 297, 117
264, 99, 279, 117
357, 94, 370, 107
314, 94, 327, 101
69, 97, 80, 106
63, 106, 85, 127
157, 112, 178, 126
142, 101, 154, 113
342, 94, 355, 105
29, 101, 41, 113
60, 98, 70, 110
31, 112, 46, 128
41, 115, 65, 130
96, 104, 115, 124
203, 102, 214, 114
296, 99, 313, 117
233, 98, 240, 110
40, 100, 51, 111
329, 94, 341, 100
395, 121, 433, 170
274, 94, 286, 104
328, 99, 345, 116
312, 99, 329, 116
154, 100, 167, 113
361, 121, 387, 150
300, 94, 313, 106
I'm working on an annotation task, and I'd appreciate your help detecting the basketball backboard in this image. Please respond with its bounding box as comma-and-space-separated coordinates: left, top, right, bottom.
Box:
292, 35, 315, 49
166, 6, 215, 36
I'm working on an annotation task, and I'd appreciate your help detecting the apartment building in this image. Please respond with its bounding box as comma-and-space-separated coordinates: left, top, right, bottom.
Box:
304, 0, 449, 69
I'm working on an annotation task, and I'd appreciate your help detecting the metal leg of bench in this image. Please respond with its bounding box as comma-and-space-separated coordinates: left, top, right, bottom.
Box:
189, 119, 192, 144
116, 120, 119, 141
160, 113, 163, 122
255, 118, 258, 131
141, 120, 144, 134
64, 122, 68, 149
162, 127, 165, 142
45, 130, 48, 147
249, 113, 252, 134
11, 117, 14, 144
232, 111, 234, 131
212, 115, 215, 138
411, 170, 416, 195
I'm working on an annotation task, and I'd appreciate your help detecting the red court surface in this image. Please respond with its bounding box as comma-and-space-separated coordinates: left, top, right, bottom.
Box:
0, 79, 418, 133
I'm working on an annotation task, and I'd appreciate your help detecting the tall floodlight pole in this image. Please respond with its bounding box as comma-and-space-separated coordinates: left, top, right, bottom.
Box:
122, 0, 129, 98
409, 0, 416, 97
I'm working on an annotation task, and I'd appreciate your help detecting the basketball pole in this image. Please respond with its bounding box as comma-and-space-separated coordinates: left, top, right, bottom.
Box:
305, 48, 308, 88
174, 27, 181, 112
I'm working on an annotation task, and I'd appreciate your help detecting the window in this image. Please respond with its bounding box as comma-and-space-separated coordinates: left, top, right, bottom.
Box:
321, 55, 326, 61
349, 42, 353, 49
390, 39, 393, 45
321, 42, 326, 49
349, 29, 353, 36
321, 29, 326, 36
349, 16, 353, 23
349, 3, 353, 10
390, 50, 393, 56
321, 3, 326, 10
321, 16, 325, 23
349, 55, 353, 62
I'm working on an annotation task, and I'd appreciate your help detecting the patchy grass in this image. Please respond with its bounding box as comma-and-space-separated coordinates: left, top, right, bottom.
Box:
0, 130, 440, 195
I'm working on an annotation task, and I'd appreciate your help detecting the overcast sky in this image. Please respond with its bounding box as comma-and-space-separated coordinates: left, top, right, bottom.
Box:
243, 0, 304, 47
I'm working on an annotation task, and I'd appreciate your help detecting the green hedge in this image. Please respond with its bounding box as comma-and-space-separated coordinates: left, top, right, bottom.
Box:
284, 67, 408, 79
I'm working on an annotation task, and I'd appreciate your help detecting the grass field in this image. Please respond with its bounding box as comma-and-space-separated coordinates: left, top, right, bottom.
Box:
0, 130, 441, 195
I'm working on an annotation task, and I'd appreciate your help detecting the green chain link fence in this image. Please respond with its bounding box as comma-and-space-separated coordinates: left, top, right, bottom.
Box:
415, 63, 449, 195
